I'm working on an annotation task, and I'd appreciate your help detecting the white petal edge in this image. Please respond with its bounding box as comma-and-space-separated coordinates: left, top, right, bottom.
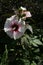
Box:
20, 6, 26, 10
7, 15, 16, 21
4, 28, 12, 32
5, 30, 13, 38
6, 15, 18, 25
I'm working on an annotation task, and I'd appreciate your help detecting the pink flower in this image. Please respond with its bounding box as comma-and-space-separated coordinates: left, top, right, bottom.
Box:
20, 6, 32, 19
22, 11, 32, 19
4, 15, 33, 40
23, 11, 32, 17
4, 15, 26, 40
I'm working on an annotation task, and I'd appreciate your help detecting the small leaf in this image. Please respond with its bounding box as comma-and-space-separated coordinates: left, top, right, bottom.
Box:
29, 40, 38, 47
31, 61, 37, 65
10, 49, 14, 51
26, 24, 33, 34
33, 39, 42, 45
33, 36, 37, 39
42, 38, 43, 41
22, 59, 30, 65
34, 48, 40, 52
29, 38, 42, 47
0, 45, 8, 65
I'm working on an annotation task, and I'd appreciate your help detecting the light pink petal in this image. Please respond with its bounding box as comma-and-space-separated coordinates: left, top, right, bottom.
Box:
7, 15, 18, 22
24, 11, 32, 17
4, 28, 12, 32
13, 31, 24, 40
18, 18, 26, 33
5, 15, 18, 27
4, 15, 18, 31
10, 15, 18, 24
18, 18, 25, 25
4, 19, 11, 28
5, 31, 13, 38
18, 25, 26, 33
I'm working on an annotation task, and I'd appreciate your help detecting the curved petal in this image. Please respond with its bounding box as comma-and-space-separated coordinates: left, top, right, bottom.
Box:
26, 24, 33, 34
5, 15, 18, 27
24, 11, 32, 17
4, 28, 12, 32
18, 25, 26, 33
7, 15, 18, 22
4, 15, 18, 31
18, 18, 25, 25
4, 19, 11, 28
13, 31, 24, 40
18, 18, 26, 33
5, 31, 13, 38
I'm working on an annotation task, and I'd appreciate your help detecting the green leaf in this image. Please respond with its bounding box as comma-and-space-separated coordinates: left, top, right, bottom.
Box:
0, 45, 8, 65
31, 61, 37, 65
26, 24, 33, 34
34, 48, 40, 52
33, 39, 42, 45
42, 38, 43, 41
22, 59, 30, 65
21, 37, 30, 49
29, 38, 42, 47
29, 40, 38, 47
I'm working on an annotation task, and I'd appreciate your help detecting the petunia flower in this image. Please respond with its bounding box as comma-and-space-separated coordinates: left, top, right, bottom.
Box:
4, 15, 33, 40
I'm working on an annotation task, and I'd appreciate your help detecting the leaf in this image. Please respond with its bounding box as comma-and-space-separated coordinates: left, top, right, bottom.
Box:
29, 38, 42, 47
31, 61, 37, 65
33, 39, 42, 45
22, 59, 30, 65
34, 48, 40, 52
0, 45, 8, 65
26, 24, 33, 34
33, 36, 38, 39
42, 38, 43, 41
21, 37, 30, 49
29, 40, 38, 47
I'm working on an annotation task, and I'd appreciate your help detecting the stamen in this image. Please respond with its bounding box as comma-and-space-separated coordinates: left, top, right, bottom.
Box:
11, 23, 19, 31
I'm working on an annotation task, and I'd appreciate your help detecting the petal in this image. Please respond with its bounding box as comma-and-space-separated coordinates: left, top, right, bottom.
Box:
18, 18, 26, 33
24, 11, 32, 17
4, 19, 11, 28
20, 6, 26, 10
18, 18, 26, 27
13, 31, 24, 40
5, 15, 18, 27
26, 24, 33, 33
5, 30, 13, 38
18, 25, 26, 33
4, 28, 12, 32
4, 15, 18, 32
7, 15, 18, 21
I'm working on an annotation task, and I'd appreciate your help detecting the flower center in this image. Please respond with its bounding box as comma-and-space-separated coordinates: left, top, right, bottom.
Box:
11, 23, 19, 31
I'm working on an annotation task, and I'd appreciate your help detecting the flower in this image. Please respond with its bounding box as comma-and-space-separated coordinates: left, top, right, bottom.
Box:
4, 15, 33, 40
22, 11, 32, 18
4, 15, 26, 40
20, 6, 32, 19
